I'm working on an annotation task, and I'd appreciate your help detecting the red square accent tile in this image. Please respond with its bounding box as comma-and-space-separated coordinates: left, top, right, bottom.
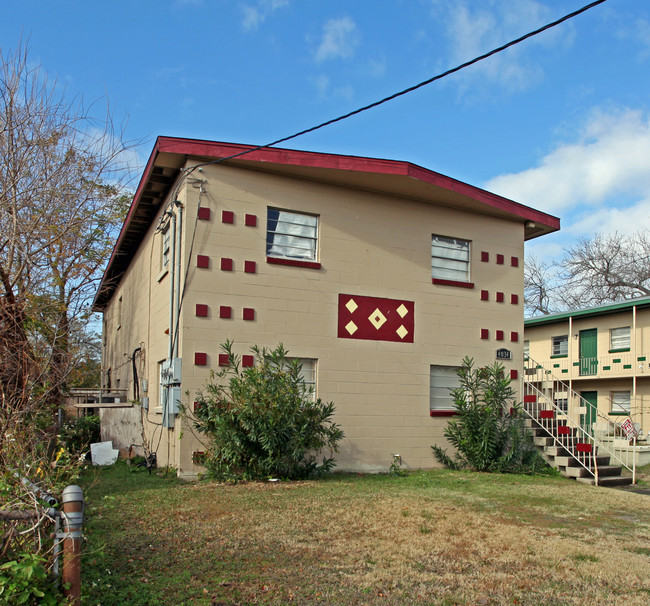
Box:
496, 292, 504, 303
511, 331, 519, 342
222, 210, 234, 224
242, 355, 254, 368
219, 306, 232, 319
197, 207, 210, 221
496, 254, 504, 265
218, 353, 230, 367
244, 260, 256, 274
481, 329, 489, 340
197, 255, 210, 268
510, 369, 518, 380
193, 401, 201, 413
243, 308, 255, 321
496, 330, 504, 341
194, 352, 207, 366
481, 251, 489, 262
511, 294, 519, 305
511, 256, 519, 267
221, 258, 233, 271
480, 290, 489, 301
195, 304, 208, 317
245, 214, 257, 227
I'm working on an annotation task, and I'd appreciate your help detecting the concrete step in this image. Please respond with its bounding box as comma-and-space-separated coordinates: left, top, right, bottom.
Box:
595, 465, 626, 477
533, 436, 554, 447
544, 446, 569, 457
565, 466, 595, 478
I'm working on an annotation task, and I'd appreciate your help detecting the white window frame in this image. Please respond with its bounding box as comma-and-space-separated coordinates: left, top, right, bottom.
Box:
267, 208, 318, 262
610, 391, 631, 415
610, 326, 630, 351
554, 397, 568, 414
431, 235, 470, 283
161, 226, 171, 270
523, 340, 530, 359
288, 358, 317, 400
430, 365, 460, 412
551, 335, 568, 357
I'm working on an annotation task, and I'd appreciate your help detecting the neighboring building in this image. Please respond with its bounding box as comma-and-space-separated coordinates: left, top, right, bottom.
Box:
93, 137, 559, 478
524, 297, 650, 439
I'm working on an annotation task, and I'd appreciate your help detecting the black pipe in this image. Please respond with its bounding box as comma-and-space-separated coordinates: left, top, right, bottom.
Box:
132, 347, 142, 401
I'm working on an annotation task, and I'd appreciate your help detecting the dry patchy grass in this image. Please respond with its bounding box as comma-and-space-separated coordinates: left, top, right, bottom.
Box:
81, 465, 650, 605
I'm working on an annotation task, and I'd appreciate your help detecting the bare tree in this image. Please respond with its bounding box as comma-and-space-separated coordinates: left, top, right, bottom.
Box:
561, 232, 650, 308
0, 43, 135, 562
525, 230, 650, 317
524, 255, 557, 316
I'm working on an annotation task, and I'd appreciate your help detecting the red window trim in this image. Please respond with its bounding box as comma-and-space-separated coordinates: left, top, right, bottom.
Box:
267, 256, 321, 270
430, 410, 459, 417
431, 278, 475, 289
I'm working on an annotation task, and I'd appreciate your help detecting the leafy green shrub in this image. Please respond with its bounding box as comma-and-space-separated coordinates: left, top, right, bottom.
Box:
431, 357, 547, 473
0, 553, 64, 605
59, 414, 100, 455
192, 342, 344, 481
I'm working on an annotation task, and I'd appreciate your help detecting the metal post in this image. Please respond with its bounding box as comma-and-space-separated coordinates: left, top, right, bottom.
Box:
61, 485, 84, 606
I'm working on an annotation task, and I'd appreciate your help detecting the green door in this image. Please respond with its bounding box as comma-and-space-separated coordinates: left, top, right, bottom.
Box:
580, 391, 598, 434
579, 329, 597, 376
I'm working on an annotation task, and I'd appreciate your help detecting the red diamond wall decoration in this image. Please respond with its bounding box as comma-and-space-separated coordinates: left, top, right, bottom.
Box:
338, 294, 414, 343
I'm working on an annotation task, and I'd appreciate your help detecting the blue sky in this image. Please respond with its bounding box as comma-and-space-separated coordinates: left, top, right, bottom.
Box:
2, 0, 650, 263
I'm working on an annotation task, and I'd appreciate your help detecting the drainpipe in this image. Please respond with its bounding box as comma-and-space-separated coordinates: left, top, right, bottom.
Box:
173, 201, 183, 359
168, 210, 177, 360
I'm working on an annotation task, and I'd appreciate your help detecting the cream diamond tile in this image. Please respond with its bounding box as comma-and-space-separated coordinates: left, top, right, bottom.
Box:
368, 308, 387, 330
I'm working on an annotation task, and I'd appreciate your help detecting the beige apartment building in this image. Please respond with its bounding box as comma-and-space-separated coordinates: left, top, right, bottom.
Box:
524, 297, 650, 440
93, 136, 559, 478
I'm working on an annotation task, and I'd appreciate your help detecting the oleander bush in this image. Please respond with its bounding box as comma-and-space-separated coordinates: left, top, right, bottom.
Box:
191, 341, 344, 481
432, 357, 548, 473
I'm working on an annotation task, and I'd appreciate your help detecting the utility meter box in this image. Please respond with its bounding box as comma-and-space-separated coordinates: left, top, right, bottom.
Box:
160, 358, 182, 385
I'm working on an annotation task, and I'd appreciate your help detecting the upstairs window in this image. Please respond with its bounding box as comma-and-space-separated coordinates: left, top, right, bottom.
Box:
267, 208, 318, 262
431, 235, 470, 283
551, 335, 568, 357
161, 227, 171, 270
610, 326, 630, 351
430, 365, 460, 413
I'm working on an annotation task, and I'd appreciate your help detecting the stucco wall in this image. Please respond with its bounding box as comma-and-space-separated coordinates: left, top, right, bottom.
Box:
169, 162, 526, 477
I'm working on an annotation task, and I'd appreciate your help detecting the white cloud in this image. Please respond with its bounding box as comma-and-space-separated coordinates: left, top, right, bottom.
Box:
242, 0, 289, 32
433, 0, 570, 93
310, 74, 354, 100
486, 108, 650, 215
315, 17, 359, 62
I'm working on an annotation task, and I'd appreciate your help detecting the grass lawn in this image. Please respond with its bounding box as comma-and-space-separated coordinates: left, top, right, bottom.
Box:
80, 463, 650, 605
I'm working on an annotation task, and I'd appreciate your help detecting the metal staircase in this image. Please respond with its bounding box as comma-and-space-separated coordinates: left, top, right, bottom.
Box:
522, 357, 635, 487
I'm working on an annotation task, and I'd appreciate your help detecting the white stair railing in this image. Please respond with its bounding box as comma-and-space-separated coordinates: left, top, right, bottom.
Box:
523, 356, 635, 480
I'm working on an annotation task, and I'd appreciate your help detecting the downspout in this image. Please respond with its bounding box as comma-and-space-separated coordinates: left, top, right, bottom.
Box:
168, 210, 177, 360
173, 201, 183, 359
